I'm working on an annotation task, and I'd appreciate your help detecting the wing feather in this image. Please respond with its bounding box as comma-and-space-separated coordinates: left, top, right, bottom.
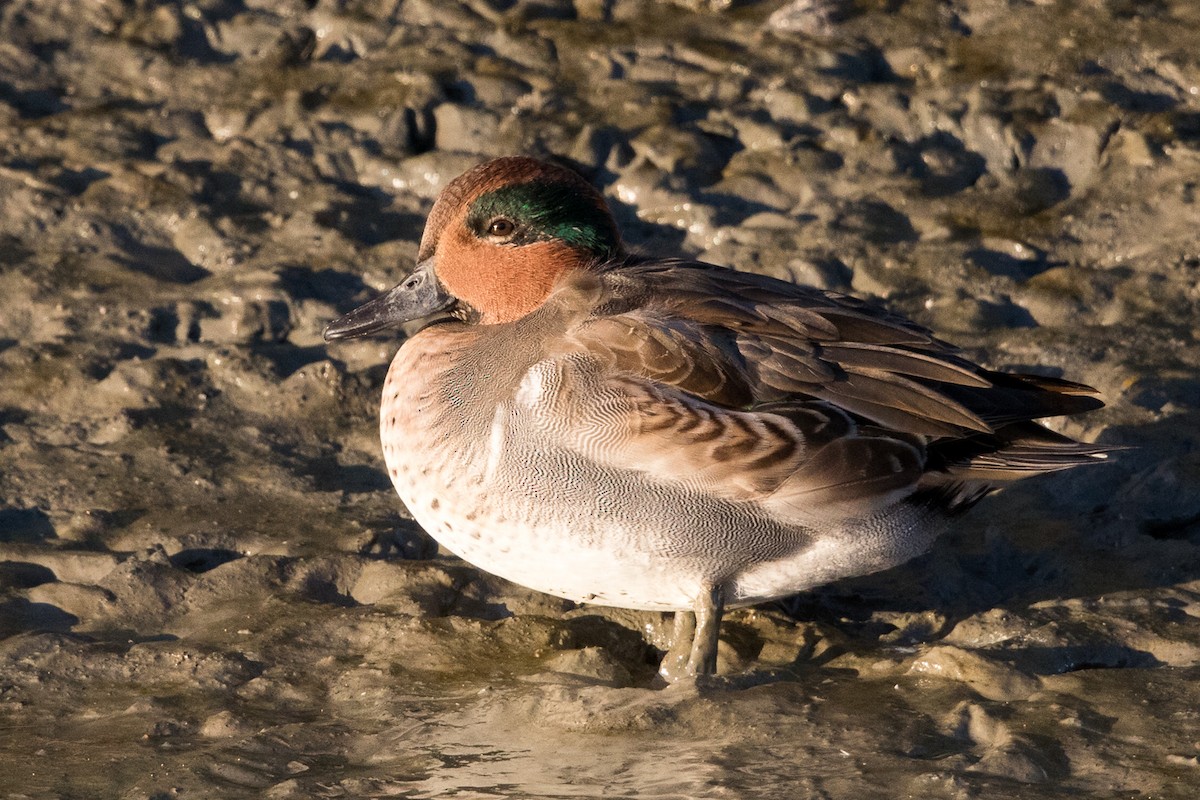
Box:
576, 261, 1101, 437
528, 260, 1110, 521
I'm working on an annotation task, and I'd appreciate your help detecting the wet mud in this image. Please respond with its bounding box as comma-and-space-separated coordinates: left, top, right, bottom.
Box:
2, 0, 1200, 797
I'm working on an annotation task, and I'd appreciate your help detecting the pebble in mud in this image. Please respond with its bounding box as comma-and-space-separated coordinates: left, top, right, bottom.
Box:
1, 0, 1200, 797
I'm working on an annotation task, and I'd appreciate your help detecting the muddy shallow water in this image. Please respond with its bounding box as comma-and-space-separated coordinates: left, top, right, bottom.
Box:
2, 0, 1200, 797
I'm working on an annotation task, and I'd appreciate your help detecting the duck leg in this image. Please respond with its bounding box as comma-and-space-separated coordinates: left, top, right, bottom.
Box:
658, 585, 726, 681
659, 609, 697, 683
685, 585, 725, 676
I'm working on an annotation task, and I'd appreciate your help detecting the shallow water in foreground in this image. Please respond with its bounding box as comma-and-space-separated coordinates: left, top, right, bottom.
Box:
2, 0, 1200, 797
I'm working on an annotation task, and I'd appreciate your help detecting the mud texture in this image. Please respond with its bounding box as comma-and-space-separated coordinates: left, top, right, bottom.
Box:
2, 0, 1200, 797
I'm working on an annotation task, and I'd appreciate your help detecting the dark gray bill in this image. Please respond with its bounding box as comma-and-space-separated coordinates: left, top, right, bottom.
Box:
323, 260, 454, 341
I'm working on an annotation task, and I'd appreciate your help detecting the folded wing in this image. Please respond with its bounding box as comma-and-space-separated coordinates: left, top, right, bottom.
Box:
530, 261, 1109, 518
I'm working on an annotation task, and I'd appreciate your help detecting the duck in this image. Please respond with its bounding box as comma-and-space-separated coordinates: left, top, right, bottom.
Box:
323, 156, 1111, 681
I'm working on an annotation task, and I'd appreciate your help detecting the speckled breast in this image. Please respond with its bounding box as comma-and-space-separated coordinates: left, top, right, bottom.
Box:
378, 329, 495, 548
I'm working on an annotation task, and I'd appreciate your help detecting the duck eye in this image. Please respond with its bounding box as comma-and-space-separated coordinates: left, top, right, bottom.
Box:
486, 218, 516, 238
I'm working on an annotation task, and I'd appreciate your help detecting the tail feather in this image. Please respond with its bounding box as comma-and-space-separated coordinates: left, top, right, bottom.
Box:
937, 371, 1105, 427
927, 421, 1116, 477
914, 417, 1120, 512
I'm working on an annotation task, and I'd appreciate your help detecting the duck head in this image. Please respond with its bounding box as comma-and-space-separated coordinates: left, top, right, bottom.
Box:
324, 157, 623, 340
